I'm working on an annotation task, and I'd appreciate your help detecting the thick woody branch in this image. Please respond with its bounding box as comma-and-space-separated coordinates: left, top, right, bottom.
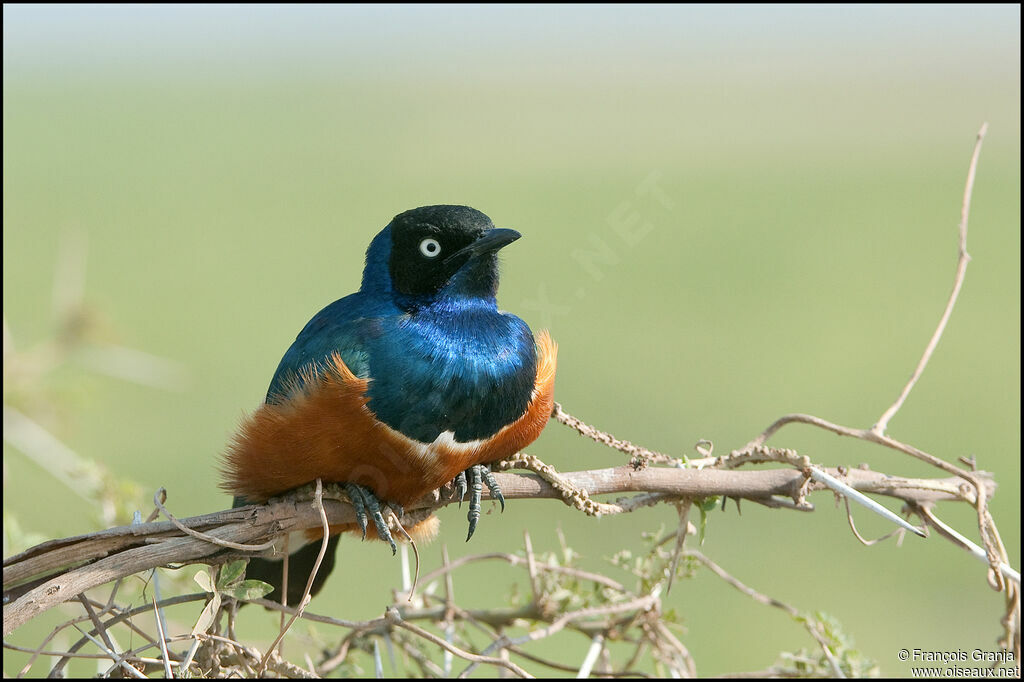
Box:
2, 465, 987, 636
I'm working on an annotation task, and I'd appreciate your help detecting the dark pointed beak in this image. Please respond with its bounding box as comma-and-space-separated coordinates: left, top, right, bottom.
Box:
444, 228, 521, 265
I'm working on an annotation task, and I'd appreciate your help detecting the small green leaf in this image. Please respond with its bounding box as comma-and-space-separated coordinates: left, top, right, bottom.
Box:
697, 497, 719, 544
221, 579, 275, 602
217, 560, 247, 589
698, 496, 720, 513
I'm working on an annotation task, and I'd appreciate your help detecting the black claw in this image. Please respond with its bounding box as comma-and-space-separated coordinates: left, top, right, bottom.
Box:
363, 491, 398, 555
344, 483, 369, 539
345, 483, 397, 555
466, 466, 483, 542
481, 465, 505, 513
454, 470, 468, 508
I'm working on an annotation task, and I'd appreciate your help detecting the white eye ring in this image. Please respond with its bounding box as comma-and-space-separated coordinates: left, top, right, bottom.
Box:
419, 238, 442, 258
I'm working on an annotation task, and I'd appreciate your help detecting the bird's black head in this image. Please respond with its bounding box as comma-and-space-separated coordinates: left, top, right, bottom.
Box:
385, 205, 520, 302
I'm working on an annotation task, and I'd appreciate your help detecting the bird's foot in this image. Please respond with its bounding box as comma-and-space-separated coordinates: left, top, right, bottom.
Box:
322, 482, 401, 555
459, 464, 505, 542
453, 470, 468, 506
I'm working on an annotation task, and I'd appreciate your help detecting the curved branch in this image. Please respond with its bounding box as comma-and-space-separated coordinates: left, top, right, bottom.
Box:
1, 464, 990, 636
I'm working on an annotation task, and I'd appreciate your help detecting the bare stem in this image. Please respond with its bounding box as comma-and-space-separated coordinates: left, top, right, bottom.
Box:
874, 123, 988, 434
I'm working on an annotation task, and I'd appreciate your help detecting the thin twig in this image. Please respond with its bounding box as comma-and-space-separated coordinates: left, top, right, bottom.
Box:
70, 623, 149, 679
384, 606, 533, 678
916, 506, 1020, 585
3, 640, 172, 663
390, 514, 420, 602
417, 550, 628, 594
441, 544, 455, 677
809, 467, 924, 537
524, 531, 542, 608
258, 478, 331, 674
16, 610, 94, 676
551, 402, 683, 467
665, 501, 691, 593
842, 496, 904, 547
76, 595, 118, 661
686, 550, 843, 677
151, 593, 174, 678
47, 594, 208, 677
154, 487, 277, 552
874, 122, 988, 435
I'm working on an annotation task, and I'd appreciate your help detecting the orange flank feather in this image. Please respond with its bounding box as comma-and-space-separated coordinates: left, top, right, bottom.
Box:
221, 332, 557, 528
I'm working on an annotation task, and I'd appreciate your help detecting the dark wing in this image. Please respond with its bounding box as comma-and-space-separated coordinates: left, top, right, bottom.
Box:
265, 292, 383, 405
230, 291, 386, 510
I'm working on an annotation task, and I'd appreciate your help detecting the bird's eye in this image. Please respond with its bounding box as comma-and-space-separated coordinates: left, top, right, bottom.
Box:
419, 238, 442, 258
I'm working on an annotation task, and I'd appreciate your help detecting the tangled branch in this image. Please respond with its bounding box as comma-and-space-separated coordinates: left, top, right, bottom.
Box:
3, 124, 1017, 677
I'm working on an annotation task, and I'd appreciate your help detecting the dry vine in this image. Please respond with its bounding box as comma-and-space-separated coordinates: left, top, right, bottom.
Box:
3, 124, 1018, 677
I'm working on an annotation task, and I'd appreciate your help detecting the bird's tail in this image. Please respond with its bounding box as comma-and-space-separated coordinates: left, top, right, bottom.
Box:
244, 535, 341, 607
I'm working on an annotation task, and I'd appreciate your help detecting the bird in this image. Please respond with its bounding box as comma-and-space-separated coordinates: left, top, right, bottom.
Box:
221, 205, 557, 605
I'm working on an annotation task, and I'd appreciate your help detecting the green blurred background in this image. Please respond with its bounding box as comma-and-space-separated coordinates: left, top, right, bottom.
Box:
3, 5, 1019, 677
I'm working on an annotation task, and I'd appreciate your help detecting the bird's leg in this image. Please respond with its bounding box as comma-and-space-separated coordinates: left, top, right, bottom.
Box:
466, 466, 482, 541
453, 470, 468, 507
480, 465, 505, 513
341, 483, 399, 555
265, 483, 403, 554
462, 464, 504, 541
